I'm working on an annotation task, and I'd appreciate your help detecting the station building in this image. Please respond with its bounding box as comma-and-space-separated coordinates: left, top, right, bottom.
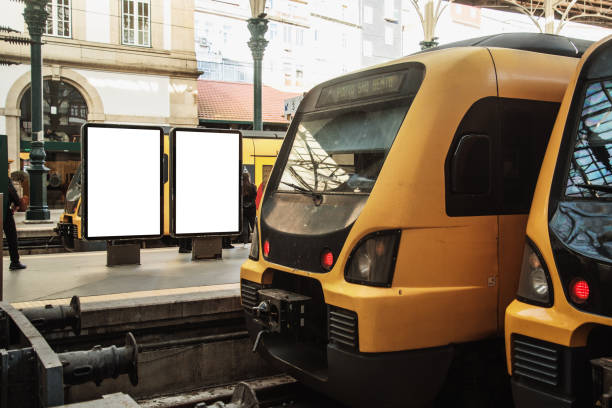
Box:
0, 0, 199, 208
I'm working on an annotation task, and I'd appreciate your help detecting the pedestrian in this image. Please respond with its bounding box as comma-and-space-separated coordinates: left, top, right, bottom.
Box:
241, 171, 257, 247
4, 161, 26, 270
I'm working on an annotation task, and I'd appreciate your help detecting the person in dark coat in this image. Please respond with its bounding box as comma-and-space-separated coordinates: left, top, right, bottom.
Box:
241, 172, 257, 246
5, 172, 26, 270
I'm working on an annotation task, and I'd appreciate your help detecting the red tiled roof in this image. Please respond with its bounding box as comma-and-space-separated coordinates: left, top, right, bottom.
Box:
197, 80, 300, 124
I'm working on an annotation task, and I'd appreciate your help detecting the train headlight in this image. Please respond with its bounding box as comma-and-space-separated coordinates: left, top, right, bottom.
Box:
516, 240, 553, 307
249, 218, 259, 261
345, 230, 401, 287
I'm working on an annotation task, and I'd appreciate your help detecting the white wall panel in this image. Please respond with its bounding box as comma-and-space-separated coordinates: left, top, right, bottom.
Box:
86, 0, 111, 44
75, 69, 170, 118
0, 0, 25, 33
0, 65, 30, 109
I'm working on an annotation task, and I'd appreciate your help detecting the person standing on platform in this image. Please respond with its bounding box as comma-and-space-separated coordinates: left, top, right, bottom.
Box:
4, 161, 26, 270
241, 172, 257, 247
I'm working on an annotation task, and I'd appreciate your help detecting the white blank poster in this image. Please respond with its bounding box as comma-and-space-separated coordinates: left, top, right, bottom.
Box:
174, 130, 240, 235
85, 126, 162, 239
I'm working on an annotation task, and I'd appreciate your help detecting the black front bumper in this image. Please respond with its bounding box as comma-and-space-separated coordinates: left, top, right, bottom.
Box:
246, 315, 453, 408
512, 378, 576, 408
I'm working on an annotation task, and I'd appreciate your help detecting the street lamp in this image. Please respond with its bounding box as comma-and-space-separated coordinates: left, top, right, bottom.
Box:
248, 0, 268, 131
23, 0, 51, 222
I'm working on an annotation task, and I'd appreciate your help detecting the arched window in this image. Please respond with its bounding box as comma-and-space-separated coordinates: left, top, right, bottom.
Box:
19, 80, 87, 209
20, 80, 88, 143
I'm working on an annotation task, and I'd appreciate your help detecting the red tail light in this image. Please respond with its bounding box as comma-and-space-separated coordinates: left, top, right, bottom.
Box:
571, 279, 590, 304
321, 249, 334, 270
263, 240, 270, 257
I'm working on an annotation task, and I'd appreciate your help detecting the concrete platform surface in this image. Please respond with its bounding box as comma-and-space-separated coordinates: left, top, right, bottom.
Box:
2, 245, 250, 303
11, 208, 63, 238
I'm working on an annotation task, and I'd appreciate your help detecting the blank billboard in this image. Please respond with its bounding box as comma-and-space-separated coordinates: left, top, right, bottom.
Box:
82, 124, 163, 240
171, 128, 241, 236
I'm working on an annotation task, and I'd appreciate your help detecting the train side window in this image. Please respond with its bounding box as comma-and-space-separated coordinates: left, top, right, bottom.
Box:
498, 99, 559, 212
451, 134, 490, 194
446, 97, 559, 216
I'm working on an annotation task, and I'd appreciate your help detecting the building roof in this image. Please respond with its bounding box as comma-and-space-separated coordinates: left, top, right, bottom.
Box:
197, 80, 300, 124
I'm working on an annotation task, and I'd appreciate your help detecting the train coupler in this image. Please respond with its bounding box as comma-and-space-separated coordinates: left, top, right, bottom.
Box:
58, 332, 139, 386
591, 357, 612, 407
20, 295, 82, 335
252, 289, 311, 335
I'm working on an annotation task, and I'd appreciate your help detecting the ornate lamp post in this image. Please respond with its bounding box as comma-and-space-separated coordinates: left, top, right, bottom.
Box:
248, 1, 268, 131
23, 0, 51, 222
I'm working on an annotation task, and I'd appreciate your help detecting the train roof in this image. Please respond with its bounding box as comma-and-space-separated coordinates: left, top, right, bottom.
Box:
417, 33, 594, 58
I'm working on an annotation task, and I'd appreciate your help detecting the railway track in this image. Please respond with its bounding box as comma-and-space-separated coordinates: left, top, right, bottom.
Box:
138, 375, 347, 408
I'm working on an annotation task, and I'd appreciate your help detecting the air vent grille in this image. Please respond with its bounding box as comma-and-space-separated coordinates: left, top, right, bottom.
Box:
328, 306, 358, 351
512, 336, 561, 387
241, 280, 261, 310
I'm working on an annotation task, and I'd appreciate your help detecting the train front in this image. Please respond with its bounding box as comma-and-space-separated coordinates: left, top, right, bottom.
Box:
240, 62, 436, 408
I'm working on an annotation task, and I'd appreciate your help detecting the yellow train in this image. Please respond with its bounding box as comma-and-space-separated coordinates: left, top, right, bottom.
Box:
505, 36, 612, 407
56, 129, 283, 250
240, 33, 594, 407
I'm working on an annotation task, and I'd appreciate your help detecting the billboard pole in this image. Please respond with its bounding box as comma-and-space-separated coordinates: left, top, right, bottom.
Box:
24, 0, 51, 221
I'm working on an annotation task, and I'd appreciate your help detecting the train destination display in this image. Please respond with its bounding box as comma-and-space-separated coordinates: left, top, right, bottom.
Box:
171, 128, 241, 236
82, 124, 164, 240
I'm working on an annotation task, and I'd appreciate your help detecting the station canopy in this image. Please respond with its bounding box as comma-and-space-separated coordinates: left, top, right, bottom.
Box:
456, 0, 612, 30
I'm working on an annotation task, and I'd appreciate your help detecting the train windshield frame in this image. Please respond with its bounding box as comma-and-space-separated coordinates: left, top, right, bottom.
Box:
273, 65, 425, 197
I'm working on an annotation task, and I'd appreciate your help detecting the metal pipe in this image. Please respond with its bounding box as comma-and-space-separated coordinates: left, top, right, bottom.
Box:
58, 332, 138, 386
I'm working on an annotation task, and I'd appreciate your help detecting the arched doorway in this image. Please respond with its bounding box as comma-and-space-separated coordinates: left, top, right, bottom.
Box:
19, 80, 87, 209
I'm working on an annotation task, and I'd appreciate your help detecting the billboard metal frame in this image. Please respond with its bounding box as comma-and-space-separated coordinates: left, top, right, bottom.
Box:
82, 123, 165, 241
170, 127, 243, 238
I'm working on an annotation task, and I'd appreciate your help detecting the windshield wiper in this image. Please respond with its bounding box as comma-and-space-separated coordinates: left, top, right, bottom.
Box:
279, 181, 323, 204
576, 184, 612, 194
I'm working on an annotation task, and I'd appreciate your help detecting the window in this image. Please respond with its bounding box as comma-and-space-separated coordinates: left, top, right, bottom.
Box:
44, 0, 71, 38
341, 33, 347, 48
446, 98, 559, 216
223, 25, 232, 44
268, 22, 278, 40
363, 40, 372, 57
564, 80, 612, 199
122, 0, 150, 47
296, 66, 304, 87
277, 105, 409, 194
384, 0, 396, 21
385, 27, 393, 45
283, 25, 293, 44
363, 6, 373, 24
451, 135, 490, 194
314, 29, 319, 41
295, 28, 304, 46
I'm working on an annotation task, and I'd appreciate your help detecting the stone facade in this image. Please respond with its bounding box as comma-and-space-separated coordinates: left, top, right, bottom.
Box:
0, 0, 199, 173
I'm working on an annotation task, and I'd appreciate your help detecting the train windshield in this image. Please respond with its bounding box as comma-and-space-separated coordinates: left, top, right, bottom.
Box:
277, 105, 408, 195
64, 164, 81, 214
564, 80, 612, 200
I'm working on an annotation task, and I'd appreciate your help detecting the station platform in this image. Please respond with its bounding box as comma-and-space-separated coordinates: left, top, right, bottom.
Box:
13, 208, 63, 237
2, 245, 249, 302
